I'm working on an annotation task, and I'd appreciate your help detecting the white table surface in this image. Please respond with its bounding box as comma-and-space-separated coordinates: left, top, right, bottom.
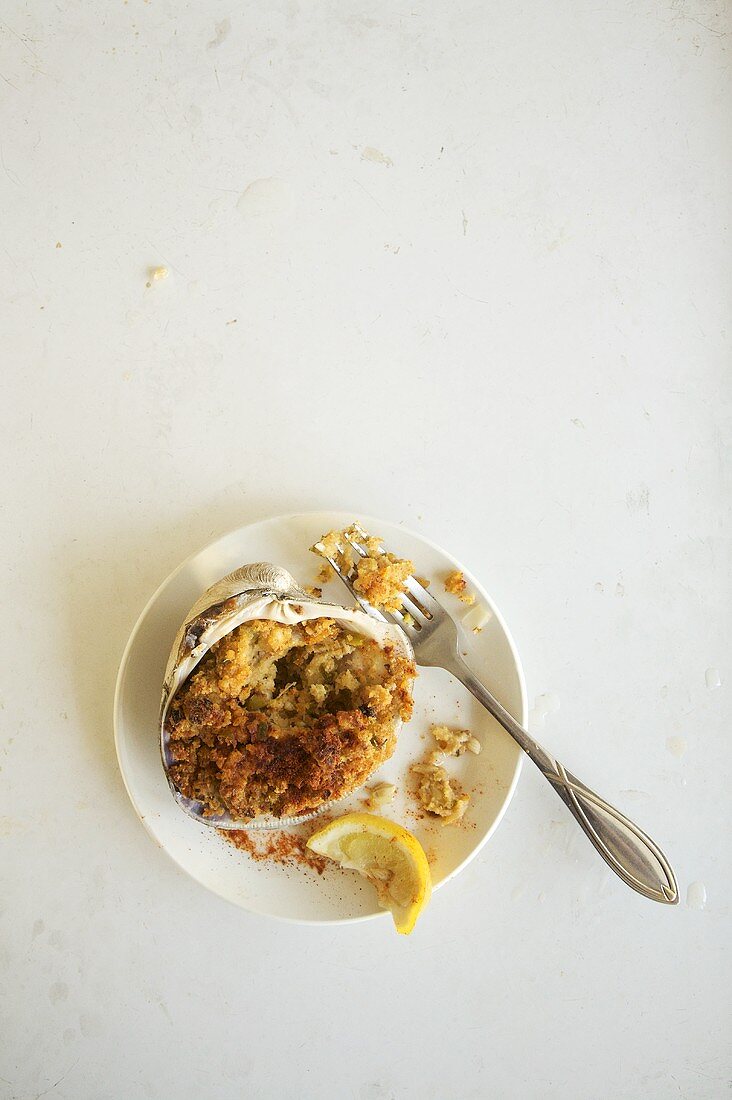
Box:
1, 2, 730, 1097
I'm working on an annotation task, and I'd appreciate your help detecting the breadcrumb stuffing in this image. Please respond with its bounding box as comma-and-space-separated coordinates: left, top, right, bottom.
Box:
444, 569, 475, 605
335, 669, 359, 693
309, 683, 328, 703
368, 684, 393, 710
165, 617, 416, 821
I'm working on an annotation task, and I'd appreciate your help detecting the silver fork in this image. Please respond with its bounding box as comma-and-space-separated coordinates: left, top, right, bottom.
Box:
314, 523, 678, 905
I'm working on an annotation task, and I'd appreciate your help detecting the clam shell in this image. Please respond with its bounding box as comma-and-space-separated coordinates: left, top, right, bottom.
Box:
160, 562, 413, 830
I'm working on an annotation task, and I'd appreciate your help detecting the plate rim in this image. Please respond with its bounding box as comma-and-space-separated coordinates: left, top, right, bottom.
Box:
113, 510, 527, 926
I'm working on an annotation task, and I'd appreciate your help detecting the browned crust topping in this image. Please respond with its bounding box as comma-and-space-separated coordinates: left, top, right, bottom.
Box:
165, 617, 415, 821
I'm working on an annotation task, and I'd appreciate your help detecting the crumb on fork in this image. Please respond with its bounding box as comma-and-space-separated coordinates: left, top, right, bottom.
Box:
312, 525, 415, 613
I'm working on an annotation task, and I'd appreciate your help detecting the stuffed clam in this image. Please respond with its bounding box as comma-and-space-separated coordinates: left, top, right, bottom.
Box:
160, 563, 416, 829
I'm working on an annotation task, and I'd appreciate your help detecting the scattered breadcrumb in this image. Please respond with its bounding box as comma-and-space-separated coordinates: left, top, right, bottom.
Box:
303, 585, 323, 599
444, 569, 475, 605
364, 781, 397, 810
411, 762, 470, 825
431, 724, 481, 757
146, 265, 168, 287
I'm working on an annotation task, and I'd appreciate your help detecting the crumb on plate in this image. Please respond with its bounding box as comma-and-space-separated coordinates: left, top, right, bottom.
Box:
411, 762, 470, 825
431, 724, 481, 757
444, 569, 475, 605
146, 265, 168, 287
364, 781, 397, 810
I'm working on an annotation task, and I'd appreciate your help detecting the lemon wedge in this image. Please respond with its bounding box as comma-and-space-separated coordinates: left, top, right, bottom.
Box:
307, 813, 432, 934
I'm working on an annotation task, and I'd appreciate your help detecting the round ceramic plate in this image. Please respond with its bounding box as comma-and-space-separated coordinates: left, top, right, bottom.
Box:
114, 512, 526, 924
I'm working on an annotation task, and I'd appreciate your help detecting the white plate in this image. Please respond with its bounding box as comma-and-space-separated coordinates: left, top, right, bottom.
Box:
114, 512, 526, 925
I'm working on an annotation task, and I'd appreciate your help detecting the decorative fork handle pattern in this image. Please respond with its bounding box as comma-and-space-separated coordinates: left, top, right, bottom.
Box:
452, 657, 679, 905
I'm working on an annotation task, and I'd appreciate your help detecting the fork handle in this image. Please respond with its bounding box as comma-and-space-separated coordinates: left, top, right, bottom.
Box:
452, 658, 678, 905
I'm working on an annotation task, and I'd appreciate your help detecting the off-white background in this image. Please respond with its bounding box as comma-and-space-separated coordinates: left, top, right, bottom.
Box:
1, 1, 730, 1097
